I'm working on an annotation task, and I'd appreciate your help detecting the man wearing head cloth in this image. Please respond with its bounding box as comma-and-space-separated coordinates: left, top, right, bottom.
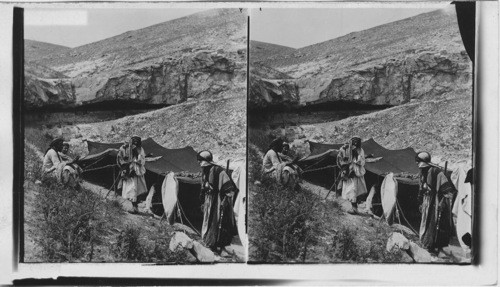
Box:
263, 137, 284, 177
42, 138, 65, 176
340, 136, 368, 214
117, 136, 147, 214
197, 150, 237, 253
415, 151, 456, 254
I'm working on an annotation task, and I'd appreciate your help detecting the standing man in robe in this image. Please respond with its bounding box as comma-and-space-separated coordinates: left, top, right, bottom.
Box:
117, 136, 148, 214
415, 151, 456, 254
340, 137, 368, 214
197, 150, 237, 254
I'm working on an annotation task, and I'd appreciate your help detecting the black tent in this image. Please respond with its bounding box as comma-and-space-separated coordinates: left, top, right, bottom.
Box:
78, 138, 203, 231
298, 138, 421, 228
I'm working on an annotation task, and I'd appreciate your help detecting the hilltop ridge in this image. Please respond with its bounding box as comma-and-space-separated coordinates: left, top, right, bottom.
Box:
25, 9, 247, 109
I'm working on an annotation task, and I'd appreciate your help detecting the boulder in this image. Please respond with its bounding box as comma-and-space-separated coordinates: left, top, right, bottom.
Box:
386, 232, 410, 252
386, 232, 432, 263
169, 232, 194, 251
191, 241, 215, 263
408, 241, 432, 263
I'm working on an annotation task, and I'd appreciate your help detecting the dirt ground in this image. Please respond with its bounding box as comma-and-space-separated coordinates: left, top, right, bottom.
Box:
301, 181, 470, 263
23, 143, 244, 263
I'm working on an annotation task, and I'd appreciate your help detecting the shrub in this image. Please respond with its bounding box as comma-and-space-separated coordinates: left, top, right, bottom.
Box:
24, 145, 43, 182
113, 225, 143, 261
112, 224, 188, 263
330, 226, 360, 262
249, 152, 322, 262
34, 177, 102, 262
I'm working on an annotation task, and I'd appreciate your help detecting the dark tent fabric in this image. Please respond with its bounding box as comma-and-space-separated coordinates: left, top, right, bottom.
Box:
301, 138, 420, 185
308, 141, 344, 156
78, 138, 202, 227
299, 138, 422, 229
80, 137, 200, 175
175, 176, 203, 231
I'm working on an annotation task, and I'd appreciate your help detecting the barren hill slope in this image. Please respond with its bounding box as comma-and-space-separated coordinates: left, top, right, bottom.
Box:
52, 96, 246, 162
26, 9, 247, 107
253, 7, 472, 105
280, 89, 472, 169
250, 40, 296, 63
25, 39, 70, 62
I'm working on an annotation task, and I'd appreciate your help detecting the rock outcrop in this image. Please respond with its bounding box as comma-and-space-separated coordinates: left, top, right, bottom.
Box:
87, 51, 245, 105
315, 51, 471, 105
249, 63, 299, 109
25, 9, 247, 109
24, 73, 75, 110
249, 77, 299, 109
252, 8, 472, 107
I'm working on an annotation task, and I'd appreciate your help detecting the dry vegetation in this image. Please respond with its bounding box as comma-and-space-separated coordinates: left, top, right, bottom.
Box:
23, 128, 192, 263
248, 132, 408, 263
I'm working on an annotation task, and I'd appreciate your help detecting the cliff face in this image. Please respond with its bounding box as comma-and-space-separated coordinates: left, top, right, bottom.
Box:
24, 74, 75, 109
249, 77, 299, 109
85, 51, 246, 105
253, 8, 472, 107
25, 9, 247, 109
315, 51, 471, 105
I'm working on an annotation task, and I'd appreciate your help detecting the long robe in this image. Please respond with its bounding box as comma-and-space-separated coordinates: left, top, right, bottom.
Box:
418, 166, 456, 250
42, 149, 62, 176
263, 149, 281, 175
341, 148, 368, 203
201, 165, 237, 249
117, 145, 147, 202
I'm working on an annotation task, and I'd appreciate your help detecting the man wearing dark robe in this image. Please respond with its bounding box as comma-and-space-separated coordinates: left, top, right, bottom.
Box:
415, 151, 456, 254
197, 150, 237, 253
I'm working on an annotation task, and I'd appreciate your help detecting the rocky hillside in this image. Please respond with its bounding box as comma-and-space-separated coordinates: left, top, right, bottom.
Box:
24, 41, 76, 109
48, 96, 246, 162
25, 9, 247, 109
250, 40, 296, 63
24, 39, 70, 62
266, 89, 472, 170
249, 41, 299, 109
251, 7, 472, 106
249, 62, 299, 109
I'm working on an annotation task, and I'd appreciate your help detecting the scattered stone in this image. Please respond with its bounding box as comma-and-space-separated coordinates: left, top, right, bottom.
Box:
387, 232, 432, 263
407, 242, 432, 262
169, 232, 194, 252
191, 241, 215, 263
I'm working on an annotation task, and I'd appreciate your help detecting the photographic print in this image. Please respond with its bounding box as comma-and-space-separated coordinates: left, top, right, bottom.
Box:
22, 7, 247, 263
248, 4, 474, 263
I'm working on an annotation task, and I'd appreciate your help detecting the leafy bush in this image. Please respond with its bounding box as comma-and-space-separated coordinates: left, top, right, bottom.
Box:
113, 225, 143, 261
249, 145, 321, 262
34, 177, 102, 262
24, 145, 43, 182
112, 225, 188, 263
330, 226, 360, 261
